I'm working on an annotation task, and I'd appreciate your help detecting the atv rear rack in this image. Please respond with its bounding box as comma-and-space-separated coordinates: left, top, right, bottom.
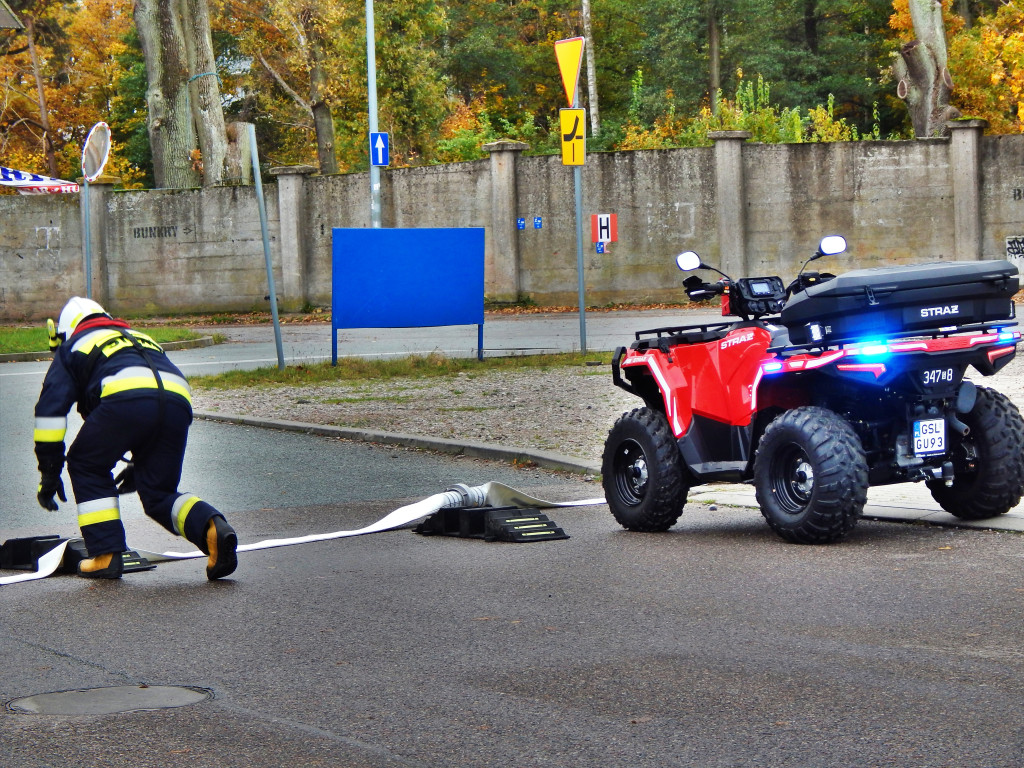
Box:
629, 317, 1018, 355
771, 318, 1019, 356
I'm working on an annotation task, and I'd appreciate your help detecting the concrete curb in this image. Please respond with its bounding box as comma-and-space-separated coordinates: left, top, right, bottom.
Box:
193, 411, 603, 476
0, 336, 215, 364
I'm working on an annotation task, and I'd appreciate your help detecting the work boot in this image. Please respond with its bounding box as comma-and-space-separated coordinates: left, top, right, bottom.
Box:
77, 551, 123, 579
205, 515, 237, 580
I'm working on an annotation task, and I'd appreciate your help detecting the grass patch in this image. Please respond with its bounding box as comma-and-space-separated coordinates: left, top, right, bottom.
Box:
191, 351, 613, 390
322, 395, 414, 404
0, 325, 204, 354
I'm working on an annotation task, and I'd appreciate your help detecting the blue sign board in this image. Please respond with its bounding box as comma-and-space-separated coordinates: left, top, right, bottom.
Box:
516, 218, 526, 230
370, 132, 390, 167
534, 217, 543, 229
332, 228, 485, 363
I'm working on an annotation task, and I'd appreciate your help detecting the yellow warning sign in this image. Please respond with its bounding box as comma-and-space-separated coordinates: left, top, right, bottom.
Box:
560, 108, 586, 166
554, 37, 585, 107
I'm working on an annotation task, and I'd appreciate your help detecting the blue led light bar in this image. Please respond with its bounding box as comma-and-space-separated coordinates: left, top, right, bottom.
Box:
855, 340, 890, 357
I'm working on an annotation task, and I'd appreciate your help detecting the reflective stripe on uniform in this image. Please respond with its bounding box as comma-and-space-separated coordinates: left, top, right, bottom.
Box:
127, 330, 163, 351
33, 416, 68, 443
71, 328, 122, 355
77, 497, 120, 527
99, 367, 192, 403
171, 494, 201, 536
71, 328, 163, 357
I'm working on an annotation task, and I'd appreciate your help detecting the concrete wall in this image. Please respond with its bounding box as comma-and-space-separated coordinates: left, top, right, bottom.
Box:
102, 185, 282, 314
1, 123, 1022, 321
0, 193, 83, 319
982, 134, 1024, 261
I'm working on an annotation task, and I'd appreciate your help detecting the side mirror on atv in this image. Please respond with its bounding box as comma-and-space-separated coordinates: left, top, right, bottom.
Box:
675, 251, 703, 272
817, 235, 847, 258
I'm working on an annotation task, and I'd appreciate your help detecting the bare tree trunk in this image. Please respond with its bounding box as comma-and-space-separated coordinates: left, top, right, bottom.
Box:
893, 0, 961, 138
803, 0, 819, 53
24, 17, 57, 177
581, 0, 600, 137
134, 0, 200, 187
179, 0, 228, 185
955, 0, 972, 29
708, 2, 721, 113
299, 5, 338, 174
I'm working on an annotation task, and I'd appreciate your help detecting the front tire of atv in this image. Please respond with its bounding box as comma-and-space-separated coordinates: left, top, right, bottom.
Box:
927, 386, 1024, 520
754, 406, 868, 544
602, 407, 688, 532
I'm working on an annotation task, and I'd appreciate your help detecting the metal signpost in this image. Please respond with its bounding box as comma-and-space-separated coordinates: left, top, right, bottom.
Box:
80, 122, 111, 300
248, 124, 285, 370
554, 36, 588, 353
366, 0, 383, 228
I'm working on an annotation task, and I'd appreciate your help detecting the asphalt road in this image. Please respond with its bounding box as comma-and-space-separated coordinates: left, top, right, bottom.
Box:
2, 312, 1024, 767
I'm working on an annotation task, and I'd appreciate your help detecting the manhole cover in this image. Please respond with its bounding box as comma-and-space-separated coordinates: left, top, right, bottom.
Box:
6, 685, 212, 715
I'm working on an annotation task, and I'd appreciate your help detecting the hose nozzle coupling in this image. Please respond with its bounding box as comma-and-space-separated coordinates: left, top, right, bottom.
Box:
443, 483, 489, 509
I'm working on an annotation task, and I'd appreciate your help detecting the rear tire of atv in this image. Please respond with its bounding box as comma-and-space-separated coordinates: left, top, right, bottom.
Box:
602, 407, 688, 532
927, 386, 1024, 520
754, 406, 868, 544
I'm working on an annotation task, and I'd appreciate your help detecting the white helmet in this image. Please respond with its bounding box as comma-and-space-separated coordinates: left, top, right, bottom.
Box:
56, 296, 109, 340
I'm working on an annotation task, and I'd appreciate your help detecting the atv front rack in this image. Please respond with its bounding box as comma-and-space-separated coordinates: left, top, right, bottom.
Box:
630, 321, 737, 352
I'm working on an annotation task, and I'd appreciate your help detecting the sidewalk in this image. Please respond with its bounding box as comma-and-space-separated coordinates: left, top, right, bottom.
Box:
690, 481, 1024, 532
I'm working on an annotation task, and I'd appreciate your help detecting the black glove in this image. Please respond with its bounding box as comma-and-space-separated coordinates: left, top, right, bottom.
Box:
37, 471, 67, 511
114, 462, 136, 495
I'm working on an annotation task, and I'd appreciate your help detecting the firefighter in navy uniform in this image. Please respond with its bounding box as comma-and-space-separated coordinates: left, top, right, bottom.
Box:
33, 297, 237, 580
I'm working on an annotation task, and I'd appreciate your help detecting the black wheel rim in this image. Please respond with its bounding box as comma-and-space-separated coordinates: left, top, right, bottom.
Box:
612, 438, 649, 505
769, 442, 815, 515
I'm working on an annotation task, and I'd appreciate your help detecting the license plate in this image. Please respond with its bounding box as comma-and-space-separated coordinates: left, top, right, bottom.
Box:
913, 418, 946, 455
921, 367, 956, 387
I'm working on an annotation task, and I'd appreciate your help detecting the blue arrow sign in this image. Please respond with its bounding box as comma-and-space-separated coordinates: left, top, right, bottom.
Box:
370, 132, 390, 167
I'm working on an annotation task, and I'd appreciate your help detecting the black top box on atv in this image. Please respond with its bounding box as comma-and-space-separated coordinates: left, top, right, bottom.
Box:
781, 259, 1018, 345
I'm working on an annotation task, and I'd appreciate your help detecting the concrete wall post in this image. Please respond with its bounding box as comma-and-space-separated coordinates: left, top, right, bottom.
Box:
269, 164, 316, 310
948, 119, 987, 261
483, 140, 529, 301
709, 131, 751, 278
80, 174, 119, 306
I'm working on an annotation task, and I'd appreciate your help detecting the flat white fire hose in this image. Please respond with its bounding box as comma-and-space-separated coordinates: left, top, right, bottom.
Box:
0, 482, 606, 586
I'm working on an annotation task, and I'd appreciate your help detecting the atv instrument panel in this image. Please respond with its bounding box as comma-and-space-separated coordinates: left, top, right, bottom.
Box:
732, 276, 786, 317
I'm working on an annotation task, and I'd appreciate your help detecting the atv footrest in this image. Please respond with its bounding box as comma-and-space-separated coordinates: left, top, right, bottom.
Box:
413, 506, 569, 542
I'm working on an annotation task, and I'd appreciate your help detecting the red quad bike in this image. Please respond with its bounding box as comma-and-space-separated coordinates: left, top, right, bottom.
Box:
602, 235, 1024, 543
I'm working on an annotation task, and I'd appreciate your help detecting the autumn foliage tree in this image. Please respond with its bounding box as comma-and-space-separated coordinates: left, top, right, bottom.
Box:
0, 0, 140, 184
0, 0, 1022, 190
890, 0, 1022, 135
946, 2, 1024, 133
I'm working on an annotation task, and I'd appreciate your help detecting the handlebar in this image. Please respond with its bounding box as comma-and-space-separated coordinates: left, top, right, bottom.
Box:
684, 275, 728, 302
